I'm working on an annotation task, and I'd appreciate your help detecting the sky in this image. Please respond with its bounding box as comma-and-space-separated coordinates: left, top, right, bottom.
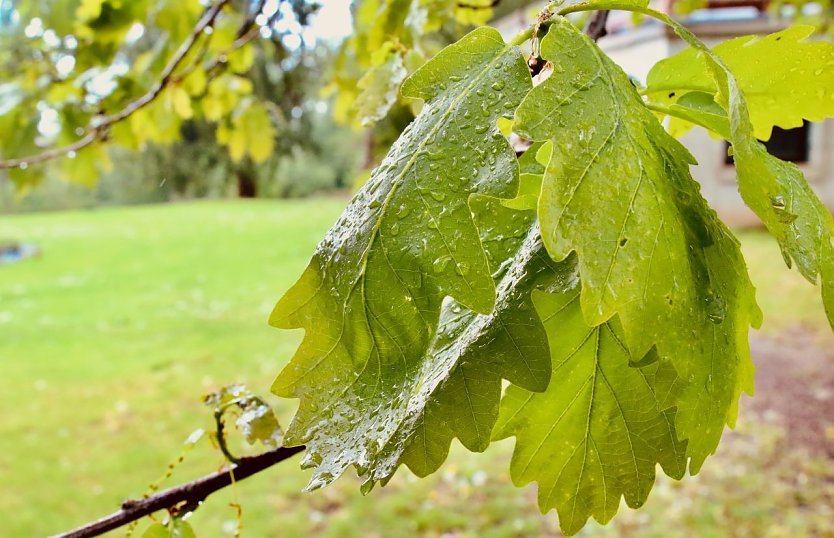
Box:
309, 0, 353, 40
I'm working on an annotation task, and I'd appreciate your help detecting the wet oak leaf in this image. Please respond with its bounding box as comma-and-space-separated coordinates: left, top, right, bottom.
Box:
494, 268, 687, 536
646, 25, 834, 141
513, 17, 760, 470
270, 27, 532, 489
637, 5, 834, 332
370, 194, 558, 482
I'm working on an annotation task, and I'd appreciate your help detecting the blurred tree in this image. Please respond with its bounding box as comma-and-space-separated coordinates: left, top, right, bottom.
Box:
0, 0, 358, 198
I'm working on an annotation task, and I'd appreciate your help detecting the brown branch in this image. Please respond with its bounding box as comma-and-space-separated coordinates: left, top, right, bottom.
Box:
0, 0, 231, 171
584, 9, 611, 41
237, 0, 269, 39
173, 0, 272, 86
51, 445, 305, 538
457, 0, 501, 8
202, 23, 262, 75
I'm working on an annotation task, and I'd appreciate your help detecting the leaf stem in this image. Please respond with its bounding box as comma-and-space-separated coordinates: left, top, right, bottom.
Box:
642, 101, 721, 134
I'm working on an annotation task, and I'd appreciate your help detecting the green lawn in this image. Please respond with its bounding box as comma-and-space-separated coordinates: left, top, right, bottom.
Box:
1, 200, 831, 537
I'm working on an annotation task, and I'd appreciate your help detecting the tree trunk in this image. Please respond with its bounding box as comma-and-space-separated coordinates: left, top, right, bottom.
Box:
236, 168, 257, 198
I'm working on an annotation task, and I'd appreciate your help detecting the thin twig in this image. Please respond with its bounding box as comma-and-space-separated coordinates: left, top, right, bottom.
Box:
457, 0, 501, 8
584, 9, 611, 41
0, 0, 231, 171
174, 2, 272, 86
236, 0, 268, 39
51, 445, 305, 538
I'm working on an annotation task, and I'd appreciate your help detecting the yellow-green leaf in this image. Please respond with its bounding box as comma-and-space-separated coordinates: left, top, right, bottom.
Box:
494, 268, 686, 535
646, 25, 834, 141
355, 49, 408, 126
171, 86, 193, 119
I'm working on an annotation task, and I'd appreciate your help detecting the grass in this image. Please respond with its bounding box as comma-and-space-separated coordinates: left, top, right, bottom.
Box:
0, 199, 831, 537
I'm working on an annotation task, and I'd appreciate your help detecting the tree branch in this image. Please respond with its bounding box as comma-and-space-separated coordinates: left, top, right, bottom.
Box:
0, 0, 231, 171
51, 445, 305, 538
236, 0, 269, 39
457, 0, 501, 9
584, 9, 611, 41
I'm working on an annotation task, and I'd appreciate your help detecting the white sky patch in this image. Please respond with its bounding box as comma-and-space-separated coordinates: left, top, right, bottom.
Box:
125, 23, 144, 44
283, 32, 302, 49
42, 28, 60, 47
55, 55, 75, 77
263, 0, 280, 18
37, 108, 60, 138
309, 0, 352, 40
23, 16, 42, 38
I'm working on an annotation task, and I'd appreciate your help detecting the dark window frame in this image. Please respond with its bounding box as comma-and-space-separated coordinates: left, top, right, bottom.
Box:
725, 120, 811, 165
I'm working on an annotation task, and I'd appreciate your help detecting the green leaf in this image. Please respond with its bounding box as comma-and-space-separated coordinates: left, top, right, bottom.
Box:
646, 25, 834, 141
824, 253, 834, 332
216, 100, 276, 163
649, 91, 730, 139
58, 144, 111, 187
171, 86, 193, 120
513, 17, 760, 470
142, 523, 171, 538
354, 46, 408, 126
370, 194, 557, 481
270, 27, 532, 488
500, 142, 550, 211
494, 264, 687, 536
171, 519, 196, 538
634, 6, 834, 332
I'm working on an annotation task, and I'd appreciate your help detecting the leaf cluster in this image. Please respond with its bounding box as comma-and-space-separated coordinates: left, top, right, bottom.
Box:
0, 0, 317, 187
272, 1, 834, 534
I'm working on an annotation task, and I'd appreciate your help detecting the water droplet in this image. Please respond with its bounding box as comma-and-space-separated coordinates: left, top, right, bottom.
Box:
390, 222, 400, 236
455, 262, 470, 276
491, 81, 504, 91
396, 205, 411, 219
704, 291, 726, 324
433, 255, 452, 273
430, 191, 446, 202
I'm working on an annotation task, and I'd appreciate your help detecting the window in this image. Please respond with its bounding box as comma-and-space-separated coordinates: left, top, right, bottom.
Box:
725, 121, 811, 164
